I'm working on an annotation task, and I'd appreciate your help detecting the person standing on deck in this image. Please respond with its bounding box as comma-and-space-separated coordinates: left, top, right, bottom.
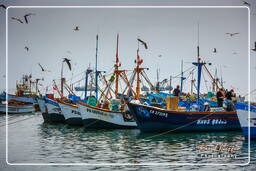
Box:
173, 85, 180, 97
216, 88, 225, 107
226, 89, 236, 102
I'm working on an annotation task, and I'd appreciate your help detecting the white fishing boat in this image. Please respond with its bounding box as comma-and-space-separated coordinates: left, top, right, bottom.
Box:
0, 101, 35, 114
77, 101, 137, 129
44, 98, 65, 123
236, 102, 256, 139
58, 100, 83, 126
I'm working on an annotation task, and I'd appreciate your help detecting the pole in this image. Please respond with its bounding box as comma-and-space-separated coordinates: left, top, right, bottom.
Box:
115, 34, 119, 99
61, 61, 64, 97
191, 71, 194, 94
95, 34, 99, 100
136, 48, 140, 100
180, 59, 184, 96
169, 75, 172, 94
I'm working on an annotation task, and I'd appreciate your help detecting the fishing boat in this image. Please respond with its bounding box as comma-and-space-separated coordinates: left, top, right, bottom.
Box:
44, 97, 65, 123
76, 34, 137, 129
127, 34, 241, 133
0, 100, 35, 114
41, 57, 73, 123
236, 102, 256, 139
128, 100, 240, 132
77, 100, 136, 129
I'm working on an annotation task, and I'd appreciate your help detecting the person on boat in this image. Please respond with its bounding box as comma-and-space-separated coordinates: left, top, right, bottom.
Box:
224, 89, 236, 111
216, 88, 225, 107
226, 89, 236, 102
173, 85, 180, 97
203, 102, 211, 112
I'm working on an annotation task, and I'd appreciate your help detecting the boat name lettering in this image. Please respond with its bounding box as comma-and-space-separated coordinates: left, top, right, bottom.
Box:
71, 110, 81, 115
196, 119, 227, 125
149, 110, 168, 118
87, 108, 114, 118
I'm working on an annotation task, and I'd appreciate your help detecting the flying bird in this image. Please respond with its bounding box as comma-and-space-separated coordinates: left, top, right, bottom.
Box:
25, 46, 29, 51
232, 52, 238, 55
226, 32, 239, 37
73, 26, 79, 31
38, 63, 50, 72
138, 38, 148, 49
66, 50, 71, 54
11, 17, 23, 24
242, 1, 251, 6
252, 42, 256, 52
213, 48, 217, 53
158, 54, 162, 57
24, 13, 35, 24
0, 4, 6, 9
63, 58, 71, 71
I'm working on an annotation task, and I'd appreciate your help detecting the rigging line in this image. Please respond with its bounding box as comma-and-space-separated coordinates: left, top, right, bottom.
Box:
172, 66, 196, 79
140, 111, 220, 141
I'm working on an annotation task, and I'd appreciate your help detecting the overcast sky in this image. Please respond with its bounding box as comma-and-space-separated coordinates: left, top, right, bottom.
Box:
0, 0, 255, 100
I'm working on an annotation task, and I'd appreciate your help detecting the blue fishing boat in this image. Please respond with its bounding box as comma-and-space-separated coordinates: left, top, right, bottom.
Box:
127, 101, 240, 132
127, 34, 241, 133
236, 102, 256, 139
44, 97, 65, 123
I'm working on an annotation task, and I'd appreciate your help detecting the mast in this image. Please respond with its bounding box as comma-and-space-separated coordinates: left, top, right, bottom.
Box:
115, 34, 119, 99
95, 34, 99, 100
169, 75, 172, 94
136, 48, 141, 100
192, 22, 205, 110
84, 68, 93, 100
61, 61, 64, 97
191, 71, 194, 94
180, 59, 185, 96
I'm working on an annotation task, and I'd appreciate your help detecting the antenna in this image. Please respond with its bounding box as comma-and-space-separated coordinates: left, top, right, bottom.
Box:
197, 22, 200, 60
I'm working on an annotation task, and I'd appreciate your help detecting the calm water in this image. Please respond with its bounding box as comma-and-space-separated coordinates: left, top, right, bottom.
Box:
0, 113, 255, 170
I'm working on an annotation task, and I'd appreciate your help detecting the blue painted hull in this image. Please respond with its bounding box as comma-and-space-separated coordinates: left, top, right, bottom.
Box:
128, 103, 241, 133
241, 127, 256, 139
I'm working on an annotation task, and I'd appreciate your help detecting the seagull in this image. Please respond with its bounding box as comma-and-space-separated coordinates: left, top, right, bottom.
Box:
252, 42, 256, 52
213, 48, 217, 53
73, 26, 79, 31
24, 13, 35, 24
0, 4, 6, 9
232, 52, 237, 55
11, 17, 23, 24
25, 46, 29, 51
242, 1, 251, 6
158, 54, 162, 57
63, 58, 71, 70
226, 32, 239, 37
38, 63, 50, 72
138, 38, 148, 49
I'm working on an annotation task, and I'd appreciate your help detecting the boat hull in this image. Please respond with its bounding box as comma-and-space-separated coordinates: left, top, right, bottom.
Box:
58, 103, 83, 126
77, 102, 137, 129
236, 106, 256, 139
44, 98, 65, 123
0, 104, 34, 114
128, 102, 241, 133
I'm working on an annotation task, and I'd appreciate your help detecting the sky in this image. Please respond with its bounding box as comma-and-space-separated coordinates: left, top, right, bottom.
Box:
0, 0, 256, 100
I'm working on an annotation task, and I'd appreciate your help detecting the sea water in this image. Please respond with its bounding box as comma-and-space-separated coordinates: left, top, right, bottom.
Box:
0, 113, 255, 170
